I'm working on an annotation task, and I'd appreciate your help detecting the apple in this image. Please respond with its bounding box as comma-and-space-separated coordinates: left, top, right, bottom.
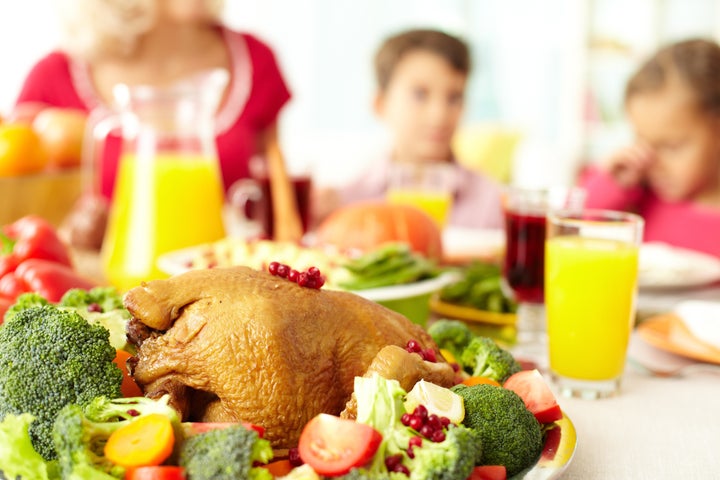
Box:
32, 107, 88, 169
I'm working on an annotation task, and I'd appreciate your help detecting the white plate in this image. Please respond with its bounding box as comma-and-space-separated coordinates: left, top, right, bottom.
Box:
639, 242, 720, 290
442, 227, 505, 263
348, 271, 460, 301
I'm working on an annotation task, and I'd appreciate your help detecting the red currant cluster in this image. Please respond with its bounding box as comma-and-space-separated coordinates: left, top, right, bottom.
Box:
401, 404, 450, 445
267, 262, 325, 289
405, 339, 437, 363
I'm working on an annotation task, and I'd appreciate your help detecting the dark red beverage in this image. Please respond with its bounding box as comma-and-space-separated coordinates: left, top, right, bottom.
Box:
246, 176, 312, 238
503, 210, 547, 303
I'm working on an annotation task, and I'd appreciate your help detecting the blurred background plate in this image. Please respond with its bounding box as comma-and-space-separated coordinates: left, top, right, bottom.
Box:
441, 227, 504, 265
639, 243, 720, 290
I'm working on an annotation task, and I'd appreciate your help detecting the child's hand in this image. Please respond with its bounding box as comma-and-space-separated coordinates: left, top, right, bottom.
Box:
602, 144, 654, 189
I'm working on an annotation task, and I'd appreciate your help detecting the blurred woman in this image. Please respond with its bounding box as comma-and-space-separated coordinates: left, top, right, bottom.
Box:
16, 0, 302, 244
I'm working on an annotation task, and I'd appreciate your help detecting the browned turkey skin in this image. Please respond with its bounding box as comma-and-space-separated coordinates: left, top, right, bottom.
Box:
124, 266, 454, 448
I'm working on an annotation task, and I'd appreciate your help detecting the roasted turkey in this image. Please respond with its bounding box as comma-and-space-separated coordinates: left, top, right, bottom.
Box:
124, 266, 454, 448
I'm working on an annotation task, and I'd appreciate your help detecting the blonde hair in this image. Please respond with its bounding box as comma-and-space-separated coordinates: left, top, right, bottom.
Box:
55, 0, 225, 60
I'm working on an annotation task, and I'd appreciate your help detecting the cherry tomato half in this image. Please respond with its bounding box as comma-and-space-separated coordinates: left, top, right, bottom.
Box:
298, 414, 382, 476
503, 369, 563, 424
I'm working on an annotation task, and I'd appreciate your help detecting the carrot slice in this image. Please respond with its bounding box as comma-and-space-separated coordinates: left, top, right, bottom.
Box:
113, 349, 143, 398
461, 376, 501, 387
105, 414, 175, 468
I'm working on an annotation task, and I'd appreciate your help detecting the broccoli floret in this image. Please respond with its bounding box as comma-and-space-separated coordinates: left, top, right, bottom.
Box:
59, 287, 131, 351
52, 396, 181, 480
451, 384, 542, 477
426, 320, 474, 362
3, 292, 50, 322
0, 305, 123, 460
59, 287, 124, 313
178, 424, 273, 480
460, 336, 521, 383
353, 374, 480, 480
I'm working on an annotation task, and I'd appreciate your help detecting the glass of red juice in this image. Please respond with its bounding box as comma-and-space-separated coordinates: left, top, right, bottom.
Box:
502, 187, 586, 356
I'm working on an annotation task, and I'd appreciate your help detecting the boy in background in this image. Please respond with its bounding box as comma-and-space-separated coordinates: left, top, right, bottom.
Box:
314, 28, 504, 229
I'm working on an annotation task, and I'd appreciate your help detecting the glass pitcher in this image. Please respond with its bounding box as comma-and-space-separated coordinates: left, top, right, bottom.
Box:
94, 69, 229, 291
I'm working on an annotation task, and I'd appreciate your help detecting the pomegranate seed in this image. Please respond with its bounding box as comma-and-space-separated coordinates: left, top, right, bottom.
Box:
87, 303, 103, 313
394, 464, 410, 476
315, 275, 326, 288
409, 436, 423, 448
440, 416, 451, 427
406, 339, 421, 353
288, 447, 303, 466
431, 430, 446, 443
419, 425, 434, 439
297, 272, 309, 286
406, 445, 415, 459
427, 414, 441, 429
276, 264, 290, 278
384, 454, 403, 470
409, 416, 423, 431
450, 362, 460, 372
423, 349, 437, 362
401, 413, 412, 426
413, 405, 428, 420
127, 409, 140, 417
307, 266, 321, 277
288, 269, 300, 282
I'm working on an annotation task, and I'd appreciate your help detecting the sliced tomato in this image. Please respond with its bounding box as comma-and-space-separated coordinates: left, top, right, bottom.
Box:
468, 465, 507, 480
181, 421, 265, 438
298, 414, 382, 476
126, 466, 186, 480
503, 369, 563, 424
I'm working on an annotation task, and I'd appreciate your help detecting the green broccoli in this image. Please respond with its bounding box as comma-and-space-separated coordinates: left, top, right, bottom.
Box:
3, 292, 50, 322
53, 395, 181, 480
59, 287, 124, 313
178, 423, 273, 480
351, 374, 481, 480
460, 336, 521, 383
426, 320, 474, 362
451, 384, 542, 477
0, 305, 123, 460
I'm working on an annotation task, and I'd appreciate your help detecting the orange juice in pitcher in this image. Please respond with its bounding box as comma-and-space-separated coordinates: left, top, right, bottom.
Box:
103, 153, 226, 291
93, 69, 229, 291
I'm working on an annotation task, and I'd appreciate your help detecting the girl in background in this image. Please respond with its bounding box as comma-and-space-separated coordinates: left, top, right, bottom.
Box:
582, 38, 720, 257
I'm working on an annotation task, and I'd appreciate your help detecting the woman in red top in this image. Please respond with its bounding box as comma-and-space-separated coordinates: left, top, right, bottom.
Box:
15, 0, 302, 241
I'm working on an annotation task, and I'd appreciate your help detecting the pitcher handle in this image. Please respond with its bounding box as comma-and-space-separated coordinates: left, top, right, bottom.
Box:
226, 178, 264, 237
81, 108, 122, 196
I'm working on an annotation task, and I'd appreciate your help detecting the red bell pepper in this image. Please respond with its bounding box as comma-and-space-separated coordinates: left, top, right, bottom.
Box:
0, 295, 13, 324
12, 258, 96, 302
1, 215, 72, 270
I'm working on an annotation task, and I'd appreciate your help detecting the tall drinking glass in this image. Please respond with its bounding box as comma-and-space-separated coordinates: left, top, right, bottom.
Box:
502, 187, 586, 358
545, 209, 643, 399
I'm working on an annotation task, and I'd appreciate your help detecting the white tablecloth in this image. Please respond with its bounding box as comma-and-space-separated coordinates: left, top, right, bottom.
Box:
555, 346, 720, 479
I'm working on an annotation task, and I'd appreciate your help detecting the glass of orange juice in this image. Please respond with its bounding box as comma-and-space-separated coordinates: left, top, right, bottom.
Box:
545, 209, 644, 399
386, 162, 455, 228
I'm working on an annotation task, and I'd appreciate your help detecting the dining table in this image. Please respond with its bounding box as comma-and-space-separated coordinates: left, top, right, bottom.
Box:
551, 282, 720, 480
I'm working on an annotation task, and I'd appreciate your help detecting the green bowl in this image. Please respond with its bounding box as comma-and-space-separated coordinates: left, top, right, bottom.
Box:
351, 272, 459, 326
